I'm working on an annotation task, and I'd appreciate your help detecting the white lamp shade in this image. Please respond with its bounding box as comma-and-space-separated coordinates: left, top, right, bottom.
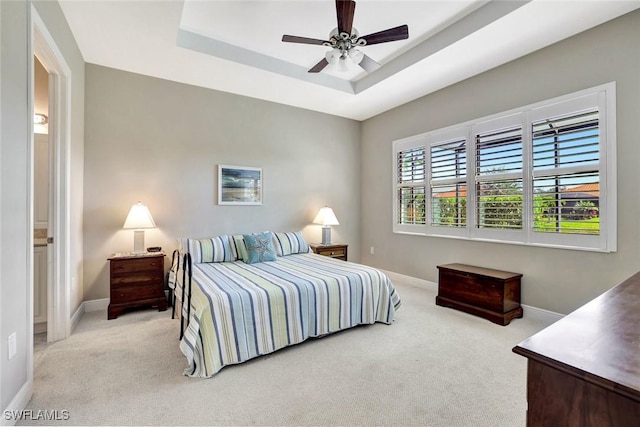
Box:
313, 206, 340, 226
123, 202, 156, 229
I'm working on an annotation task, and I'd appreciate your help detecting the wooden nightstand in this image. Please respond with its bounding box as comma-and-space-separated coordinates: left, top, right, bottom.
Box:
107, 253, 167, 319
310, 243, 348, 261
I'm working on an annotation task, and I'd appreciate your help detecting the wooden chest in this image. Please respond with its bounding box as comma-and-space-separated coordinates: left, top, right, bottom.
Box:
436, 263, 523, 325
108, 253, 167, 319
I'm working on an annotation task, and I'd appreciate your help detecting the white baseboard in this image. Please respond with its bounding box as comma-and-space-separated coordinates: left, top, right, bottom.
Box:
83, 298, 109, 312
33, 322, 47, 334
521, 304, 563, 325
422, 280, 437, 291
1, 380, 32, 426
70, 302, 84, 333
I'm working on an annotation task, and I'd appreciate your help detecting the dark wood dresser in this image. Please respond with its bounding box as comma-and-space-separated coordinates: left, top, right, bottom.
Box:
513, 272, 640, 426
310, 243, 348, 261
108, 253, 167, 319
436, 263, 523, 325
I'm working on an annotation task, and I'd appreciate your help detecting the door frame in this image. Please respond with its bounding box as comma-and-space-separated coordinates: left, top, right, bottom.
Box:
30, 5, 71, 344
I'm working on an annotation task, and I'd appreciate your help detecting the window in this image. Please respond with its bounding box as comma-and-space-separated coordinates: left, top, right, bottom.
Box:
392, 83, 616, 252
395, 141, 426, 232
430, 137, 467, 229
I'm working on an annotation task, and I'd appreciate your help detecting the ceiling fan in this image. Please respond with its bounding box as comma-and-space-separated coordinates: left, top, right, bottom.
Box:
282, 0, 409, 74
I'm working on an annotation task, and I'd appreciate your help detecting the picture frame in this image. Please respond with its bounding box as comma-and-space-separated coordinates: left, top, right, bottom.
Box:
218, 165, 263, 205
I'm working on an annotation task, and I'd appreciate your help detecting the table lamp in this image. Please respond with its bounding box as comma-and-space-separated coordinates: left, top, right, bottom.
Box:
123, 201, 156, 253
313, 206, 340, 245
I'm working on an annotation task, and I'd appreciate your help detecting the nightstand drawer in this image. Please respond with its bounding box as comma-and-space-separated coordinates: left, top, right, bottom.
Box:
310, 243, 348, 261
111, 272, 164, 287
110, 284, 164, 304
316, 247, 346, 257
110, 257, 163, 274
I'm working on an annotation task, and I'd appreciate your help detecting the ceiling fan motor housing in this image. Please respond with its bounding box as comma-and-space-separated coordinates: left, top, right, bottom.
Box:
281, 0, 409, 73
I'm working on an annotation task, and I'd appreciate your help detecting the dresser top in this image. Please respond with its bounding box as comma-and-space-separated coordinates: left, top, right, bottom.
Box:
514, 271, 640, 401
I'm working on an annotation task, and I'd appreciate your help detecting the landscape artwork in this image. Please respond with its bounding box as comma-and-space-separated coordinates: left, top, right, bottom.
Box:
218, 165, 263, 205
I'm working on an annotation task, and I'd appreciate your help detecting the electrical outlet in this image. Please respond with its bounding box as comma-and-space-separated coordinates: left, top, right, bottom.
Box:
8, 332, 17, 360
370, 246, 375, 255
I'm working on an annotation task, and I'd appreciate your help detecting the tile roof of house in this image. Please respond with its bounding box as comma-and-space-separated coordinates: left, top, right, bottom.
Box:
433, 183, 599, 198
562, 183, 599, 196
435, 187, 467, 198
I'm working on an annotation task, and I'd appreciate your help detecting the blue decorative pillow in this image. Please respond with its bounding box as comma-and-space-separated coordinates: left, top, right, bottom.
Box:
243, 232, 277, 264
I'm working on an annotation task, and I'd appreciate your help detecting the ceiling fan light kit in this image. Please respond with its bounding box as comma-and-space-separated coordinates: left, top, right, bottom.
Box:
282, 0, 409, 74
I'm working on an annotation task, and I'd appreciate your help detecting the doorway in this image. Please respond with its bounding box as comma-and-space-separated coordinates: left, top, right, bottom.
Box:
33, 56, 49, 341
30, 6, 71, 346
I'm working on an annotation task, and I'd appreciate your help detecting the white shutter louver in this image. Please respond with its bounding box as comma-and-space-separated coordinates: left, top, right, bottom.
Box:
430, 139, 466, 227
397, 147, 426, 225
532, 108, 600, 235
475, 126, 523, 230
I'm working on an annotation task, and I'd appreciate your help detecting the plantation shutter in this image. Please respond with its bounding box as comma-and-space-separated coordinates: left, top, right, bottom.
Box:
392, 83, 614, 252
474, 123, 523, 230
397, 146, 426, 225
430, 138, 467, 227
531, 108, 600, 235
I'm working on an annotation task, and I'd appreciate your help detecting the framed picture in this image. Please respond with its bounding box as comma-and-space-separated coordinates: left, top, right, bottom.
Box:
218, 165, 263, 205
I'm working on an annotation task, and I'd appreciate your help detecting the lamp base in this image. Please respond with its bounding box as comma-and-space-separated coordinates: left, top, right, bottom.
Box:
132, 230, 145, 253
321, 227, 332, 245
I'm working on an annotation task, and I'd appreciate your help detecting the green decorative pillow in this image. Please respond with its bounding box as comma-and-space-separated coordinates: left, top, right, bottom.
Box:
243, 232, 277, 264
231, 232, 265, 261
180, 236, 234, 263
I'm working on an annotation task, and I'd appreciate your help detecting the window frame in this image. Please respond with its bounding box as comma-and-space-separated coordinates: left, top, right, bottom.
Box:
392, 82, 617, 252
393, 135, 428, 235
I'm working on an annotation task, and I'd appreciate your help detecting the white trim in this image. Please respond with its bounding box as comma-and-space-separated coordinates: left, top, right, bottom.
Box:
26, 1, 35, 409
31, 5, 72, 343
0, 380, 33, 427
521, 304, 564, 325
421, 280, 438, 292
70, 302, 84, 333
83, 298, 110, 312
33, 322, 47, 334
392, 135, 427, 234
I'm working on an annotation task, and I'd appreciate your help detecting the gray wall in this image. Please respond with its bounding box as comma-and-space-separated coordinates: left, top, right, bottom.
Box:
360, 10, 640, 315
83, 65, 361, 301
1, 0, 30, 410
1, 0, 84, 413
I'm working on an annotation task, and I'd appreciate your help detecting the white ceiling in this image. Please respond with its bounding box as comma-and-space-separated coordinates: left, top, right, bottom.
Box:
58, 0, 640, 120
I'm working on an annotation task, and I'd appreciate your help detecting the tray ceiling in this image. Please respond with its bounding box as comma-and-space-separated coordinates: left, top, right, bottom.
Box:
58, 1, 640, 120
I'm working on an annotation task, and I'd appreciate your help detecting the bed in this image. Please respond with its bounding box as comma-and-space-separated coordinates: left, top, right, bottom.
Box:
169, 232, 401, 378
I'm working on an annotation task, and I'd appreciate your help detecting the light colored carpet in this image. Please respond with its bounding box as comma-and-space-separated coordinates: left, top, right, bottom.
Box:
22, 271, 552, 426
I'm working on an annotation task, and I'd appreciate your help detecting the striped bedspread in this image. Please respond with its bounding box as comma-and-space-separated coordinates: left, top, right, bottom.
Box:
179, 253, 401, 378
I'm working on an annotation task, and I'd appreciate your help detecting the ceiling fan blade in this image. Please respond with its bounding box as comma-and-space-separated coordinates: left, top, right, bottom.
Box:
336, 0, 356, 35
309, 58, 329, 73
358, 54, 380, 73
360, 24, 409, 46
282, 35, 329, 45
